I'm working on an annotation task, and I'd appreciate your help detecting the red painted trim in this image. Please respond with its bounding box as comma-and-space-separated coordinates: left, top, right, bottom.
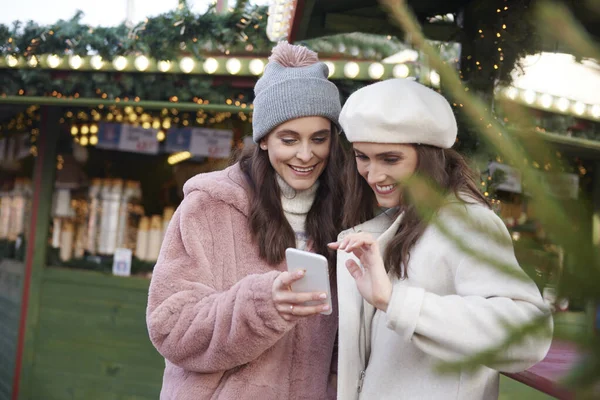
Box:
501, 339, 581, 400
288, 0, 306, 43
503, 371, 574, 400
215, 0, 228, 14
11, 107, 48, 400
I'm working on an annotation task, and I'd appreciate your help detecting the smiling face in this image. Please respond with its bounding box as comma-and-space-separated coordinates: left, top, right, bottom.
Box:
352, 142, 418, 208
260, 116, 332, 191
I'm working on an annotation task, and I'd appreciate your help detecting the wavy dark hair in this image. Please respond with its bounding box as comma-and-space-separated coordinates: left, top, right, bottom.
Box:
343, 144, 489, 279
237, 125, 345, 273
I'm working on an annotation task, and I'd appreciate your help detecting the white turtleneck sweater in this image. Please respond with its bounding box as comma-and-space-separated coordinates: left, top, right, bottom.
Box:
276, 174, 318, 250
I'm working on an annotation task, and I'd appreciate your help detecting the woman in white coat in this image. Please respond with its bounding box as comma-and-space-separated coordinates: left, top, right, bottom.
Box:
328, 79, 553, 400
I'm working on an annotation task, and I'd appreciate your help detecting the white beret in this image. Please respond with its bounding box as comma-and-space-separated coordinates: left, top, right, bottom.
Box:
339, 78, 457, 149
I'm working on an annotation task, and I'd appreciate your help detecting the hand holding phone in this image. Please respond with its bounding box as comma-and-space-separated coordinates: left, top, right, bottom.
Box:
271, 248, 333, 320
286, 248, 333, 315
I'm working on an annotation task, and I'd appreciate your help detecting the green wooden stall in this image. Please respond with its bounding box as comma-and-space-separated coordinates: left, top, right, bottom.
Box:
4, 264, 585, 400
0, 260, 24, 400
0, 101, 252, 400
27, 268, 163, 399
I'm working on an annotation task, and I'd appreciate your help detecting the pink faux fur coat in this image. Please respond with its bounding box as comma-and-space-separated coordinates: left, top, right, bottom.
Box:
146, 164, 338, 399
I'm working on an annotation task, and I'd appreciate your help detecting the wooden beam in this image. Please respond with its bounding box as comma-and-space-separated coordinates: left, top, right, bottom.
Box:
289, 0, 317, 43
423, 22, 463, 42
535, 131, 600, 159
12, 106, 60, 400
591, 162, 600, 247
337, 6, 389, 18
0, 96, 252, 113
215, 0, 228, 14
590, 162, 600, 335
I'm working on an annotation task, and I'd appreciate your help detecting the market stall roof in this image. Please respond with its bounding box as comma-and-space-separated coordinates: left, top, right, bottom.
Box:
537, 131, 600, 160
510, 53, 600, 107
280, 0, 600, 52
282, 0, 471, 42
496, 52, 600, 123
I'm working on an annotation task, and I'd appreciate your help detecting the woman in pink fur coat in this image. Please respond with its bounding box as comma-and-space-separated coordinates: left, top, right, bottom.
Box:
146, 42, 345, 399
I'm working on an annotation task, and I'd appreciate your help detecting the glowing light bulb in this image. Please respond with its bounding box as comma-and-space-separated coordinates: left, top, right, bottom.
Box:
203, 58, 219, 74
573, 102, 586, 116
180, 57, 195, 73
226, 58, 242, 74
158, 60, 171, 72
540, 93, 552, 108
368, 63, 385, 80
249, 59, 265, 75
393, 64, 410, 78
134, 55, 150, 71
344, 62, 360, 79
429, 70, 441, 87
6, 55, 18, 67
113, 56, 128, 71
69, 55, 83, 69
90, 55, 104, 70
556, 97, 570, 112
324, 61, 335, 78
523, 90, 536, 105
46, 54, 61, 68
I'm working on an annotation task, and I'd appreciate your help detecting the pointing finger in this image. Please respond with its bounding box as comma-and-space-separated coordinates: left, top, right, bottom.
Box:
346, 259, 363, 280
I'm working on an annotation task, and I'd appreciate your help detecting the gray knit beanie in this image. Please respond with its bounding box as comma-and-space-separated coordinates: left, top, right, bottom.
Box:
252, 42, 341, 143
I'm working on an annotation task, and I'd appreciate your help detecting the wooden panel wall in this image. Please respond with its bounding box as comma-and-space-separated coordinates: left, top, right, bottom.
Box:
29, 267, 164, 400
499, 376, 555, 400
21, 266, 584, 399
0, 260, 24, 400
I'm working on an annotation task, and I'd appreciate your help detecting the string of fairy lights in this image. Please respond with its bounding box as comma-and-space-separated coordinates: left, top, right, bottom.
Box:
63, 103, 252, 147
0, 54, 420, 82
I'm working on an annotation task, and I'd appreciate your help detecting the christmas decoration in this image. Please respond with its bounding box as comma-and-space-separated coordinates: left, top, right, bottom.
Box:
499, 86, 600, 124
459, 0, 540, 94
0, 2, 269, 61
0, 2, 440, 107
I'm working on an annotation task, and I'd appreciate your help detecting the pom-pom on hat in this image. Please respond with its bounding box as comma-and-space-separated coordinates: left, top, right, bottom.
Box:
252, 42, 342, 143
339, 78, 457, 149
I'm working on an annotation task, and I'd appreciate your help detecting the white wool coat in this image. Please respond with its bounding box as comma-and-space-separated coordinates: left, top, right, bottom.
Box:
336, 200, 553, 400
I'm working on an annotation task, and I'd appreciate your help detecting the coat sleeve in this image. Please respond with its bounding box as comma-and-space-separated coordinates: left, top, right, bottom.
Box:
146, 190, 295, 373
384, 204, 553, 373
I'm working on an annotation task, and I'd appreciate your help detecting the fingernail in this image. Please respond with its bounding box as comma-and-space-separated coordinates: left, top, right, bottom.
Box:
297, 270, 305, 277
319, 293, 327, 299
322, 304, 330, 311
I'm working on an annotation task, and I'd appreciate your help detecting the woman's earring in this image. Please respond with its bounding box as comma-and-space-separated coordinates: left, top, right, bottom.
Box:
260, 144, 267, 150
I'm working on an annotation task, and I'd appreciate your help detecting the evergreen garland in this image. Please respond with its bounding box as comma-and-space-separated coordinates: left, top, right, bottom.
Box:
0, 2, 269, 60
0, 5, 419, 105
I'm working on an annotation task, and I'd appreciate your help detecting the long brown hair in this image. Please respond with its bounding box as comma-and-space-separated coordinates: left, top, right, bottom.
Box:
343, 144, 489, 278
238, 125, 345, 271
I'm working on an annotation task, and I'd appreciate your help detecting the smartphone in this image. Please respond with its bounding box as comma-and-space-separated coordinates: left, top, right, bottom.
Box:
285, 248, 333, 315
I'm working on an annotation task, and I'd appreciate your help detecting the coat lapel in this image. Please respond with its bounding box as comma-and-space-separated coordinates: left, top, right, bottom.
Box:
376, 211, 403, 255
336, 210, 401, 399
362, 211, 403, 372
